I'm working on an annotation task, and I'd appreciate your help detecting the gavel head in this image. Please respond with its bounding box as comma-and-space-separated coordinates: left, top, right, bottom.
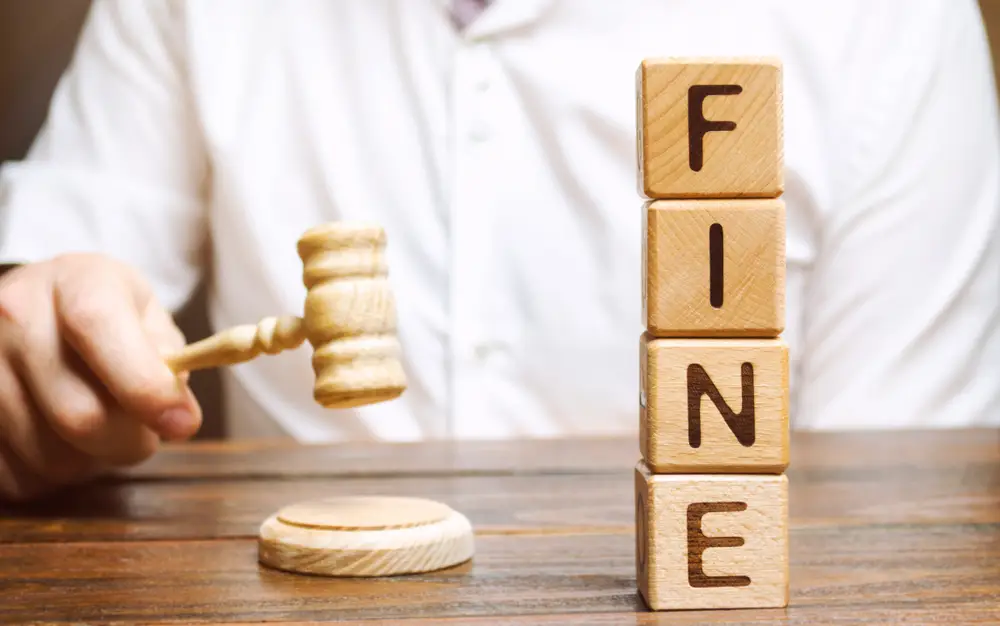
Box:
295, 223, 407, 409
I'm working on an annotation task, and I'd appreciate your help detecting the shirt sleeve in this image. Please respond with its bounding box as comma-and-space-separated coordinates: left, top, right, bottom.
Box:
0, 0, 208, 312
794, 0, 1000, 428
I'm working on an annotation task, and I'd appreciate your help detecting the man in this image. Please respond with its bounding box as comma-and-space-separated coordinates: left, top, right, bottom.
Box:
1, 0, 999, 501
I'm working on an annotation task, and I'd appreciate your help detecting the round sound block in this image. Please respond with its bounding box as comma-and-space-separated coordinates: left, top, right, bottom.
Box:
257, 496, 475, 577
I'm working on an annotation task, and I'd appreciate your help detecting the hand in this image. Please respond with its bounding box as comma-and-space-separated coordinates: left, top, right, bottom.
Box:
0, 254, 202, 502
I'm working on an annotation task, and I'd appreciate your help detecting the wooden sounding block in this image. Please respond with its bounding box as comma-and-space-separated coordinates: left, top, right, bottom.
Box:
258, 496, 474, 577
640, 334, 788, 474
635, 463, 788, 610
636, 58, 783, 199
165, 222, 407, 409
644, 199, 784, 337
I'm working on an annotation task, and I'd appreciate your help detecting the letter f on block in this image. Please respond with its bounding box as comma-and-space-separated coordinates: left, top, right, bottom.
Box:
688, 85, 743, 171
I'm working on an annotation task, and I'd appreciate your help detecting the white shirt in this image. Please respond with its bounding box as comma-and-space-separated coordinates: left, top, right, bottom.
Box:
1, 0, 999, 440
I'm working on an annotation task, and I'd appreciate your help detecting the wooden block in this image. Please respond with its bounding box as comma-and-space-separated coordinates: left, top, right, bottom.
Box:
635, 463, 789, 610
643, 199, 784, 337
640, 334, 788, 474
636, 58, 783, 199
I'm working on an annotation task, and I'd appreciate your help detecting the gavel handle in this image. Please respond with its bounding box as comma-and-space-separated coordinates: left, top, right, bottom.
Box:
165, 315, 307, 373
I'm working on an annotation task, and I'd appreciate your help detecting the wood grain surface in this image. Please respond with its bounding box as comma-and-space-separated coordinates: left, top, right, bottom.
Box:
640, 336, 789, 473
636, 467, 789, 610
258, 496, 475, 577
643, 199, 786, 338
115, 436, 643, 479
636, 58, 783, 199
1, 429, 999, 624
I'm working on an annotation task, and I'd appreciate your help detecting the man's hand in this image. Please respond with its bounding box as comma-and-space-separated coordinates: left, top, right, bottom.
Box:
0, 254, 202, 502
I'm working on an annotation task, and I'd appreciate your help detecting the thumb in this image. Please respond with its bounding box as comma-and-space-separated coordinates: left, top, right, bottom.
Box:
141, 298, 191, 383
141, 298, 204, 440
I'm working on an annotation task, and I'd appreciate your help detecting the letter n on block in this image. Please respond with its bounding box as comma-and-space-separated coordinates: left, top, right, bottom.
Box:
635, 463, 789, 610
640, 334, 788, 473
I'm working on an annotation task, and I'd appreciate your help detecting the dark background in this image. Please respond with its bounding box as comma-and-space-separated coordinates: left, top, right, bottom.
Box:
4, 1, 1000, 439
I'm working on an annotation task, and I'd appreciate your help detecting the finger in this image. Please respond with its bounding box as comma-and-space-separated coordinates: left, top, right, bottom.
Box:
0, 359, 99, 497
138, 298, 204, 440
9, 281, 169, 462
141, 296, 192, 386
43, 346, 165, 464
157, 383, 202, 442
139, 300, 203, 440
59, 403, 164, 464
1, 295, 108, 478
52, 269, 195, 439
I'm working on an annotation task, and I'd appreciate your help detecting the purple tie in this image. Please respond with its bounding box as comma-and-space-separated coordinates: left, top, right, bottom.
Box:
452, 0, 490, 29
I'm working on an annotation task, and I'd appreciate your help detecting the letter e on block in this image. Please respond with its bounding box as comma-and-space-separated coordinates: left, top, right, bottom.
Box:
635, 463, 789, 610
636, 58, 783, 198
640, 335, 788, 473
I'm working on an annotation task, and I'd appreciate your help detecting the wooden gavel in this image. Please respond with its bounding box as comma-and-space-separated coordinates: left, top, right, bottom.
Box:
164, 222, 407, 409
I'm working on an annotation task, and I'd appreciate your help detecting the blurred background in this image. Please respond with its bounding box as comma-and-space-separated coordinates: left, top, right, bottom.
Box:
3, 1, 1000, 439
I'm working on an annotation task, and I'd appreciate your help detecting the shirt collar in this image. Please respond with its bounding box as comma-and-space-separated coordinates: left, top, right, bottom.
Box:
437, 0, 556, 40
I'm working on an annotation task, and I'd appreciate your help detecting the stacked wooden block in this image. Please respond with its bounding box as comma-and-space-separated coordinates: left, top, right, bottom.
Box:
634, 58, 790, 611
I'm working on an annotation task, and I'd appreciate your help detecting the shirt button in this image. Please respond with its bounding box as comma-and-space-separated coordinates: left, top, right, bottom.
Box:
474, 76, 491, 92
469, 122, 491, 142
473, 340, 505, 361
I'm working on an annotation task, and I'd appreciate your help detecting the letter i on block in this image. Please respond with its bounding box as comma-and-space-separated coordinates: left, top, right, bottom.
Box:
643, 198, 785, 337
635, 464, 789, 610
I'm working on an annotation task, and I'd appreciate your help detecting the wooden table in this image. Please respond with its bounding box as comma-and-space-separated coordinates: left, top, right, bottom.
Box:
1, 429, 999, 624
